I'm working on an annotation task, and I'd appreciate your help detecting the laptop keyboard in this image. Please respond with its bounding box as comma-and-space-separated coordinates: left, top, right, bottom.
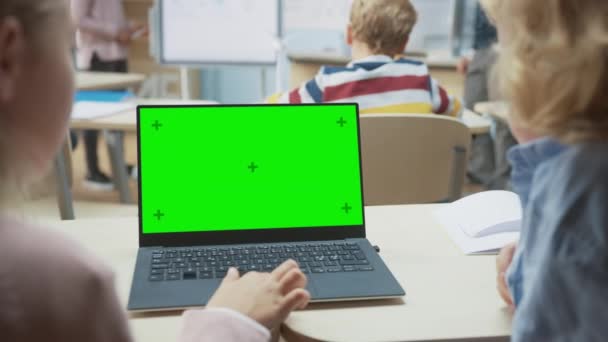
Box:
148, 242, 372, 282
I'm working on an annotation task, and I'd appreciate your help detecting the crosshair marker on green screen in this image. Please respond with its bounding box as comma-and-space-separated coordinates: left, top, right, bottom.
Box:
139, 104, 364, 234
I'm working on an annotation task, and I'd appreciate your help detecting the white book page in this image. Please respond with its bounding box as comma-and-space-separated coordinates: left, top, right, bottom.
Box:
434, 191, 522, 255
450, 191, 522, 237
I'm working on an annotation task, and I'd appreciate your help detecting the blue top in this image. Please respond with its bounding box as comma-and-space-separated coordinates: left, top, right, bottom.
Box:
473, 4, 498, 50
506, 138, 608, 341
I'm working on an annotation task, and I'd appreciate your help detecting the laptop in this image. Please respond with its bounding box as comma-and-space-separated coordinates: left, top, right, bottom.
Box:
128, 103, 405, 312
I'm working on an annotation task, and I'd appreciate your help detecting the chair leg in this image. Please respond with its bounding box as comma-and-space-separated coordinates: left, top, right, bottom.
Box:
105, 130, 133, 204
54, 139, 75, 220
448, 146, 467, 202
64, 132, 74, 186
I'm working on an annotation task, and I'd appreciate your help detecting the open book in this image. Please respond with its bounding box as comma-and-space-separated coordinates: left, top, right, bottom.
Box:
434, 191, 522, 255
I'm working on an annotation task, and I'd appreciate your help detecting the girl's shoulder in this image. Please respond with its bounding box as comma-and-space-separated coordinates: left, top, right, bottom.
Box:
0, 217, 112, 278
0, 218, 116, 339
537, 142, 608, 251
542, 142, 608, 188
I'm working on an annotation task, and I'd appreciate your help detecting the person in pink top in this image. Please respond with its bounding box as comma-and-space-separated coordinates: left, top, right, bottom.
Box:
0, 0, 310, 341
71, 0, 145, 191
71, 0, 139, 71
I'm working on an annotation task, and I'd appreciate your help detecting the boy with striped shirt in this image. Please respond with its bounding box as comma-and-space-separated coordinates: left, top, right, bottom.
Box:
270, 0, 462, 117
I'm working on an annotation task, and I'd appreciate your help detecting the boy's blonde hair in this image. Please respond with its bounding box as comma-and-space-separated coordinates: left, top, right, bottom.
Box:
491, 0, 608, 142
350, 0, 418, 56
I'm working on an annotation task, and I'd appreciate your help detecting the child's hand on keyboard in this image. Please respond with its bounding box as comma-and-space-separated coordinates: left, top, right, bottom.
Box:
207, 260, 310, 330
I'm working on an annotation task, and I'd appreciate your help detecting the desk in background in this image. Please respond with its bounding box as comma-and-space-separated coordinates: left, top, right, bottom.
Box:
47, 205, 512, 342
76, 72, 147, 91
462, 110, 491, 135
288, 53, 465, 98
70, 99, 218, 132
66, 104, 489, 221
474, 101, 510, 123
55, 72, 147, 220
67, 99, 217, 210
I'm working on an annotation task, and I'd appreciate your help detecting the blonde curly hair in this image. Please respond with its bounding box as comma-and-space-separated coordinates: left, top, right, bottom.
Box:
350, 0, 418, 56
486, 0, 608, 143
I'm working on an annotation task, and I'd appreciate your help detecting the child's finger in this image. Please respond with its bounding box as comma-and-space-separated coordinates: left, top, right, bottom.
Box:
497, 272, 513, 306
221, 267, 240, 283
278, 268, 307, 294
296, 290, 311, 309
279, 289, 311, 316
506, 243, 517, 262
270, 259, 299, 281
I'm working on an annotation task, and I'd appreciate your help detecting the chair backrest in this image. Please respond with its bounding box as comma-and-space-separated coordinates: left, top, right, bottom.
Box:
360, 114, 471, 205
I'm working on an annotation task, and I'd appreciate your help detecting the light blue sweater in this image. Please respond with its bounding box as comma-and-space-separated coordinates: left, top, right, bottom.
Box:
507, 138, 608, 341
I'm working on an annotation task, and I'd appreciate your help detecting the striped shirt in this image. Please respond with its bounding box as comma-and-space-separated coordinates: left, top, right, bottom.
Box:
271, 55, 462, 117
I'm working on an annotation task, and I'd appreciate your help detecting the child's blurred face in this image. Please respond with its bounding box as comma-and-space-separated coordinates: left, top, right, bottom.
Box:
0, 0, 74, 177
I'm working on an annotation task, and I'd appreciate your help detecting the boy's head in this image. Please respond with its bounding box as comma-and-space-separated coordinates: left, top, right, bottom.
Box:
489, 0, 608, 143
0, 0, 74, 195
348, 0, 418, 57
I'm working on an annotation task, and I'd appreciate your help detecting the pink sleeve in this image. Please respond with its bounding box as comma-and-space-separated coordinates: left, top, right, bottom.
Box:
179, 308, 270, 342
0, 219, 133, 342
71, 0, 122, 40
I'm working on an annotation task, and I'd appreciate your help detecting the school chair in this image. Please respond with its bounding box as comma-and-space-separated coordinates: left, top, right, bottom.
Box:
360, 114, 471, 205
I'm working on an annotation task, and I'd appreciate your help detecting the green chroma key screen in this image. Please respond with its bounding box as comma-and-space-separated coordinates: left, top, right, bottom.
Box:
139, 104, 364, 234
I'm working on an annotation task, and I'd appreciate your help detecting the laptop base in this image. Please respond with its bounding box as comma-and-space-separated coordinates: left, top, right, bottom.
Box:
128, 238, 405, 312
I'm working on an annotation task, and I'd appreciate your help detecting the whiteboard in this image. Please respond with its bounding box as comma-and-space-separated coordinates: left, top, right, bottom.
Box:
283, 0, 456, 55
160, 0, 280, 65
283, 0, 351, 31
408, 0, 456, 53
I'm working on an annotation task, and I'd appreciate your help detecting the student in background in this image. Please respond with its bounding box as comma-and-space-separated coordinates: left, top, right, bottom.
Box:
457, 3, 498, 108
459, 2, 515, 190
486, 0, 608, 339
0, 0, 309, 341
71, 0, 144, 190
269, 0, 462, 117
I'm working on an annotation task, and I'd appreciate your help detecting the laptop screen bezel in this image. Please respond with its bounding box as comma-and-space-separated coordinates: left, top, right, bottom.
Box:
137, 103, 366, 247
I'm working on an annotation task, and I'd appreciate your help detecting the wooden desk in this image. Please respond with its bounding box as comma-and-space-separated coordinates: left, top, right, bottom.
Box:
67, 104, 487, 210
474, 101, 510, 123
462, 110, 491, 135
65, 102, 486, 215
71, 110, 140, 132
76, 71, 146, 91
70, 104, 487, 135
70, 99, 218, 132
288, 53, 459, 69
283, 205, 511, 342
46, 205, 512, 342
